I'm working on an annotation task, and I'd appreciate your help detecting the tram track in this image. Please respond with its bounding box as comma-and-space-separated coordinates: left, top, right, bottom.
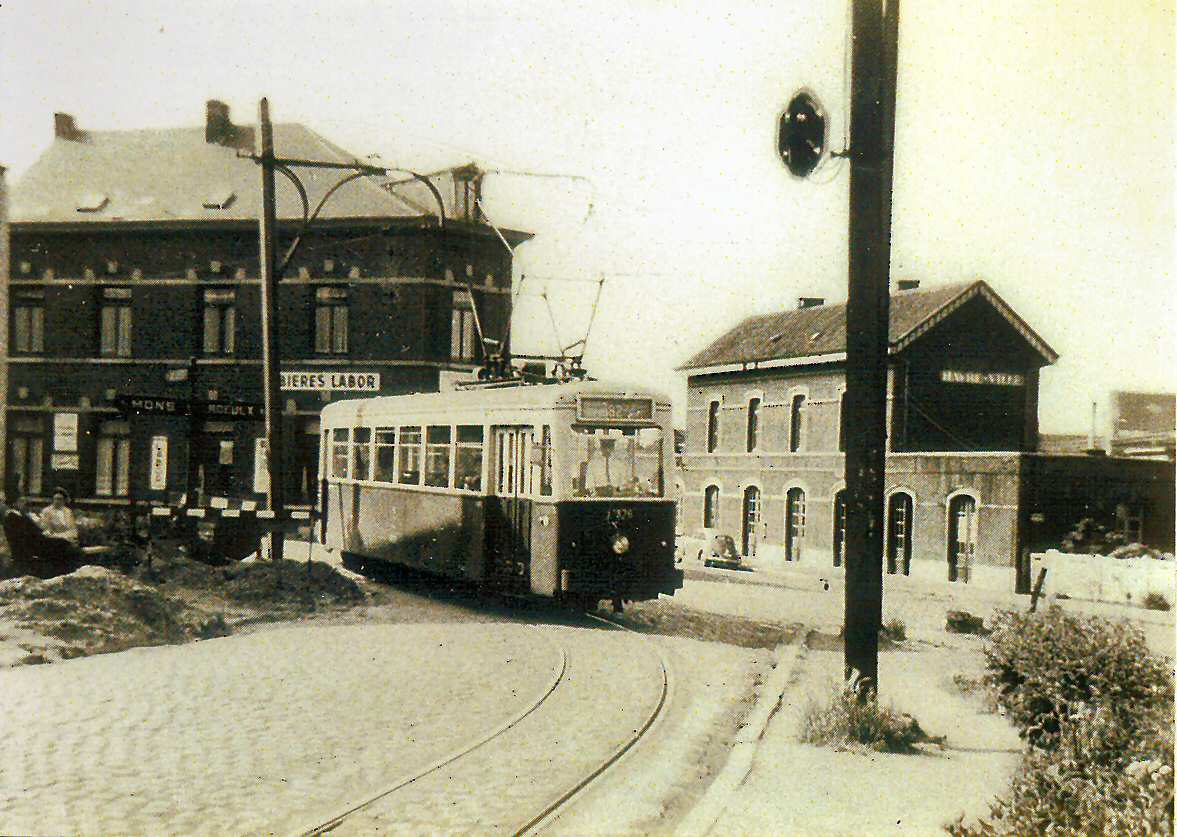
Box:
296, 616, 672, 837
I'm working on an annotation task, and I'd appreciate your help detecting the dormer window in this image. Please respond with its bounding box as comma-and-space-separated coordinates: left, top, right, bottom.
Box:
76, 193, 109, 213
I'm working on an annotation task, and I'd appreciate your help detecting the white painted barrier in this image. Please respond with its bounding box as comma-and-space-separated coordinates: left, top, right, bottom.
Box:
1031, 550, 1176, 606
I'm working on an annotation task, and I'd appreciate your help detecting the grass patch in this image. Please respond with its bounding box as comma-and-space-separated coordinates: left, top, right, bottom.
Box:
1143, 592, 1171, 612
800, 676, 940, 753
608, 600, 802, 649
881, 617, 907, 642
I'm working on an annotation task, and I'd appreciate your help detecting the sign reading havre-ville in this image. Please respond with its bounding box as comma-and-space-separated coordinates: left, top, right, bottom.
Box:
280, 371, 381, 391
940, 370, 1025, 387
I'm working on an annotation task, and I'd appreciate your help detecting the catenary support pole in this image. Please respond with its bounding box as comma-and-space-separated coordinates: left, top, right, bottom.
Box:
257, 98, 286, 562
843, 0, 900, 695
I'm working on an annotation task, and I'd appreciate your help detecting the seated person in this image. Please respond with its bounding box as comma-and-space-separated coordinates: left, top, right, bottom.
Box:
1, 493, 83, 579
41, 487, 80, 545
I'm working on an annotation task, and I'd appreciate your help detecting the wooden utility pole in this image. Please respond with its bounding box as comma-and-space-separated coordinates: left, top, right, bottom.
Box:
257, 98, 286, 562
843, 0, 900, 694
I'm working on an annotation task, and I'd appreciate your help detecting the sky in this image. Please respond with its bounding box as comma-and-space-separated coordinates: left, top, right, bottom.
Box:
1, 0, 1173, 434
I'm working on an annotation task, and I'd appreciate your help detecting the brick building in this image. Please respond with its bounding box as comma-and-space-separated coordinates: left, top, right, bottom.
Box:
0, 102, 531, 509
678, 280, 1174, 589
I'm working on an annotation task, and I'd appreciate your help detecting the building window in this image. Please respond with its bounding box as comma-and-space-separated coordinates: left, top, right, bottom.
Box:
706, 400, 720, 453
785, 487, 806, 561
741, 486, 761, 557
8, 418, 44, 497
202, 288, 236, 355
703, 484, 720, 529
833, 490, 847, 567
838, 392, 848, 452
887, 492, 913, 575
789, 394, 806, 452
746, 398, 761, 452
947, 494, 977, 583
96, 420, 131, 497
12, 289, 45, 354
100, 287, 133, 357
451, 290, 478, 361
315, 287, 349, 354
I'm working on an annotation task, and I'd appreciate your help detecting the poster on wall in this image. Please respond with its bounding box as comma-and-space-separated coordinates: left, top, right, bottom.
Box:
219, 440, 234, 465
149, 436, 168, 491
254, 438, 269, 494
54, 413, 79, 452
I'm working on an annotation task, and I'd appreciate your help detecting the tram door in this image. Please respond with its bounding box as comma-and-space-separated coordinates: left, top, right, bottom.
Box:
487, 427, 532, 593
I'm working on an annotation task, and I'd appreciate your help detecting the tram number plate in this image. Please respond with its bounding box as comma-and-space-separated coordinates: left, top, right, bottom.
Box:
578, 397, 653, 422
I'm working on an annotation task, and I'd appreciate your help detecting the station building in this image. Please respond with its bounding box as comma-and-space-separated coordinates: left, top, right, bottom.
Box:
677, 280, 1175, 590
0, 102, 531, 509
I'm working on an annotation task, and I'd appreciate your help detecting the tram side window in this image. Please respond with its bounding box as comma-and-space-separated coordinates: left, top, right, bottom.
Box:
398, 426, 422, 485
331, 428, 350, 478
374, 427, 397, 482
425, 426, 452, 487
353, 428, 372, 481
455, 425, 484, 491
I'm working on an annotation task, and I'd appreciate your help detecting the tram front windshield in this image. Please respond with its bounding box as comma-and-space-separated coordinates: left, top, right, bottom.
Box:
572, 426, 663, 498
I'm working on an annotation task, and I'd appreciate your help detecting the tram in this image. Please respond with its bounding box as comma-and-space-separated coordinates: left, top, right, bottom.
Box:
317, 380, 683, 609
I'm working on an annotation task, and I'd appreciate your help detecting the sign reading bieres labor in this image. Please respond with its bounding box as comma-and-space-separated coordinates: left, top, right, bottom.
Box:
280, 371, 381, 392
940, 370, 1025, 387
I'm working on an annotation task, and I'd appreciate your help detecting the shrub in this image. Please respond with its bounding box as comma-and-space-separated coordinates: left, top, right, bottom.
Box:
800, 676, 935, 754
1108, 542, 1166, 560
1143, 592, 1171, 612
982, 607, 1173, 749
881, 617, 906, 642
945, 610, 987, 635
951, 607, 1176, 835
947, 704, 1174, 837
1060, 517, 1127, 555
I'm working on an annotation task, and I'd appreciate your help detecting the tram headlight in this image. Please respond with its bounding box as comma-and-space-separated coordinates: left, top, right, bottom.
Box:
611, 534, 631, 555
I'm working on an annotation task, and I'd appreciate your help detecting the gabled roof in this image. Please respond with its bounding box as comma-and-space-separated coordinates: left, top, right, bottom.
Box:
10, 123, 491, 228
679, 280, 1058, 373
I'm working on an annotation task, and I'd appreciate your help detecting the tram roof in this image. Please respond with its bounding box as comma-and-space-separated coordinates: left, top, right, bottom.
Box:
321, 379, 673, 425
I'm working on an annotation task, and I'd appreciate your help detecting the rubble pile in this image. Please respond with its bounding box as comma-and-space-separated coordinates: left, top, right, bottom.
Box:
0, 566, 229, 666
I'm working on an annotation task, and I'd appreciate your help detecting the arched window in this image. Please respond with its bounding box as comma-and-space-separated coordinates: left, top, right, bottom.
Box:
833, 490, 847, 567
785, 487, 806, 561
886, 492, 913, 575
746, 398, 761, 452
703, 485, 720, 529
789, 394, 806, 452
742, 486, 761, 557
947, 494, 978, 583
838, 392, 848, 452
706, 401, 720, 453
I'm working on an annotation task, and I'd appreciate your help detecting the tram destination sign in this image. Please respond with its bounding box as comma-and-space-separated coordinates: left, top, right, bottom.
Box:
280, 371, 381, 391
577, 396, 655, 423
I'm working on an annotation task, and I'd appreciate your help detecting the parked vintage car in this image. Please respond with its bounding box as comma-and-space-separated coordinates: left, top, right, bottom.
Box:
676, 528, 743, 570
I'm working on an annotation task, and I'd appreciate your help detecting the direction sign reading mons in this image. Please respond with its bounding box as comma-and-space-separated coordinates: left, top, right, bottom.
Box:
280, 371, 381, 391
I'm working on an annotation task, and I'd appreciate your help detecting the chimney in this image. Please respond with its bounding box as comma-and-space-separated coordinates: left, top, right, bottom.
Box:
797, 297, 825, 309
54, 112, 86, 142
897, 279, 920, 291
206, 99, 235, 146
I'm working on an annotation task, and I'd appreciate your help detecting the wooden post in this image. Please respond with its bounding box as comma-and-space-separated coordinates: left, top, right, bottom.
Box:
843, 0, 901, 695
257, 98, 285, 562
1029, 567, 1048, 613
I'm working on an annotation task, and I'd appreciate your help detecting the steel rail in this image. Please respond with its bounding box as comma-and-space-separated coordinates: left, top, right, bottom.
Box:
511, 613, 673, 837
296, 633, 569, 837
